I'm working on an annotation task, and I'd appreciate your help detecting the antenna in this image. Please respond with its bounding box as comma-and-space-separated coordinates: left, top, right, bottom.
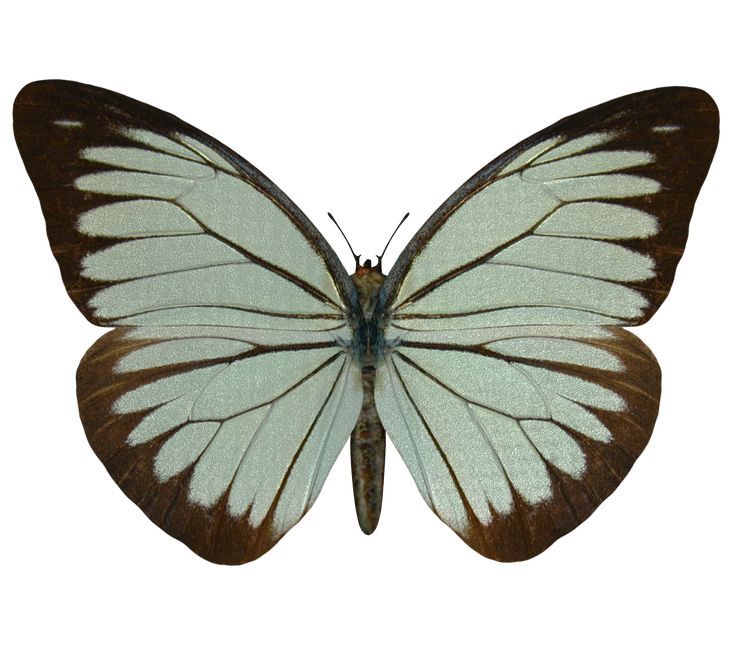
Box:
377, 212, 409, 272
327, 212, 360, 268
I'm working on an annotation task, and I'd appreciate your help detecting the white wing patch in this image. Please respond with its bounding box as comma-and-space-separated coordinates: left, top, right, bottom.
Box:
376, 325, 630, 528
398, 174, 560, 299
52, 118, 83, 129
78, 200, 204, 238
116, 337, 253, 372
492, 236, 655, 281
73, 129, 345, 326
535, 202, 658, 240
393, 131, 661, 327
112, 326, 362, 535
521, 150, 654, 180
374, 359, 469, 531
389, 307, 626, 330
497, 136, 561, 175
81, 146, 214, 177
113, 307, 345, 330
119, 127, 205, 161
399, 264, 648, 320
80, 235, 244, 281
534, 132, 615, 163
87, 264, 337, 322
177, 134, 241, 174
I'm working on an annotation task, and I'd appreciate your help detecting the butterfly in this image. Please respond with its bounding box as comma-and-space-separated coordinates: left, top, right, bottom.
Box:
14, 81, 718, 564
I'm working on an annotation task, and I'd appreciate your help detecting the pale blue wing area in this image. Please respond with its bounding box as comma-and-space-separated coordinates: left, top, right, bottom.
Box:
84, 325, 362, 542
76, 134, 347, 327
388, 139, 657, 328
379, 88, 717, 330
374, 324, 660, 559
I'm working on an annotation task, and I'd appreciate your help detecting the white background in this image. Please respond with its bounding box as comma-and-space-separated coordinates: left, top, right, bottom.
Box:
1, 1, 733, 647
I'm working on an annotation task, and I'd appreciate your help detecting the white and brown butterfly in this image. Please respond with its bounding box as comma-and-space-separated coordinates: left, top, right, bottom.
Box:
14, 81, 718, 564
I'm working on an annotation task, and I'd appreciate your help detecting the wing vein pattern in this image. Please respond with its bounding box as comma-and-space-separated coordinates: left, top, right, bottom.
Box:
77, 326, 363, 564
14, 80, 365, 564
15, 83, 718, 563
374, 87, 716, 561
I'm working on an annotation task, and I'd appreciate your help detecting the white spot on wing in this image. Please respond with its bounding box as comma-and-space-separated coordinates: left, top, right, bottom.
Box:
53, 119, 83, 128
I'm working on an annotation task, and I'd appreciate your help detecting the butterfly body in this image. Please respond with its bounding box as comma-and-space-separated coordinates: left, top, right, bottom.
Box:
14, 81, 718, 564
349, 261, 388, 533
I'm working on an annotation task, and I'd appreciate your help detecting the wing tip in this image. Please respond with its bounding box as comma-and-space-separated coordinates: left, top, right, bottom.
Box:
14, 79, 82, 118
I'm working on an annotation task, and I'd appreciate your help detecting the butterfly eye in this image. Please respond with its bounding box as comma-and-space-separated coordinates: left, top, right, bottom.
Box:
363, 259, 373, 268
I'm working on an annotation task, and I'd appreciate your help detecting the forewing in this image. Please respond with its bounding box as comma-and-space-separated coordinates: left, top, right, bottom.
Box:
380, 87, 718, 329
14, 80, 357, 329
78, 325, 362, 564
374, 325, 659, 560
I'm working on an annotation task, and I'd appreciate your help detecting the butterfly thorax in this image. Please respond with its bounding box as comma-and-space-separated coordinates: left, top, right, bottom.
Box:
352, 262, 385, 319
351, 261, 387, 368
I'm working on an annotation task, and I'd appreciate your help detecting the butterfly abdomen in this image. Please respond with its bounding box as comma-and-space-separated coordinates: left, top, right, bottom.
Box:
350, 366, 386, 534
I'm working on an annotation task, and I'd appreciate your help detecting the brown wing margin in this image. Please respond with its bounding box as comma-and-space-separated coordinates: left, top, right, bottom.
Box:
383, 327, 661, 561
466, 330, 660, 561
76, 328, 346, 564
13, 79, 357, 323
380, 87, 719, 323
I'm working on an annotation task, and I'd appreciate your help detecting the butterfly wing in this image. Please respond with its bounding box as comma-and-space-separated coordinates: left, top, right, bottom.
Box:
15, 80, 363, 563
78, 326, 362, 564
375, 87, 718, 560
14, 80, 357, 328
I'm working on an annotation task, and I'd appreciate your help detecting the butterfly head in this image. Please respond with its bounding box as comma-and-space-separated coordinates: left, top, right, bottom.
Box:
328, 211, 409, 277
355, 256, 382, 275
